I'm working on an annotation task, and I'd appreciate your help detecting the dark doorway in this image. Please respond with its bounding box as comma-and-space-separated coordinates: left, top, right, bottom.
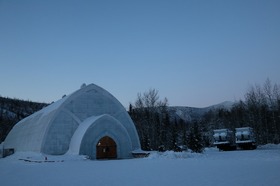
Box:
96, 136, 117, 159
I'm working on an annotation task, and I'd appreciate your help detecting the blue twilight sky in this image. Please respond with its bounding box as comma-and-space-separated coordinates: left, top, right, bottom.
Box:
0, 0, 280, 108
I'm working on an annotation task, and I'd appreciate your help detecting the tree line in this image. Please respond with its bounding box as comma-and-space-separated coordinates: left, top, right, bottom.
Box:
129, 79, 280, 153
129, 89, 204, 153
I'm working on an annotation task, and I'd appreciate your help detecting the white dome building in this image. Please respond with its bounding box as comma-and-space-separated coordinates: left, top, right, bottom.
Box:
4, 84, 141, 159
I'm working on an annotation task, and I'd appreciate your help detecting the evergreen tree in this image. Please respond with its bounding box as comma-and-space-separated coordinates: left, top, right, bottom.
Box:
141, 132, 151, 151
187, 122, 204, 153
167, 119, 181, 151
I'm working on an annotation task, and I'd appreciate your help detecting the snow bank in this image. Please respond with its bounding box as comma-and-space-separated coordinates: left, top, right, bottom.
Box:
3, 150, 206, 161
146, 150, 205, 159
258, 143, 280, 149
3, 151, 88, 162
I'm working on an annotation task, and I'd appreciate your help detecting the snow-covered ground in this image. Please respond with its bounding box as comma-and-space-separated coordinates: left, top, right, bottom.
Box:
1, 144, 280, 186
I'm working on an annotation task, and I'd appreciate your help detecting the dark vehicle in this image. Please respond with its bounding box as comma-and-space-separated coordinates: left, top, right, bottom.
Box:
213, 129, 236, 151
235, 127, 257, 150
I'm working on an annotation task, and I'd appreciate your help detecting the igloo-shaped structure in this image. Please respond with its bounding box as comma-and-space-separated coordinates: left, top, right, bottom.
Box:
4, 84, 141, 159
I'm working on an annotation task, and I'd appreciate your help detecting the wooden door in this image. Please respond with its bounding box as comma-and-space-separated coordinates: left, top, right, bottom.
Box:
96, 136, 117, 159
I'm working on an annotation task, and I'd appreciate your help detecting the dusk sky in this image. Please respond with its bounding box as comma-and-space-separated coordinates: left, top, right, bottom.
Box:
1, 0, 280, 108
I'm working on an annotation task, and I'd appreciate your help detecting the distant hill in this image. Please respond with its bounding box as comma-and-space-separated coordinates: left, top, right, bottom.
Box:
168, 101, 234, 122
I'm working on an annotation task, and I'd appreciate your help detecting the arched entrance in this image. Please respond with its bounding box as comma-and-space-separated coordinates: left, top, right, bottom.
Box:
96, 136, 117, 159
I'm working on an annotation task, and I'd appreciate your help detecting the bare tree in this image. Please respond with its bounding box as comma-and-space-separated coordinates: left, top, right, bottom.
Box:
130, 88, 169, 150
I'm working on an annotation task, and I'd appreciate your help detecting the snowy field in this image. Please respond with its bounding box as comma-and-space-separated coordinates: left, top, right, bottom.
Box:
1, 144, 280, 186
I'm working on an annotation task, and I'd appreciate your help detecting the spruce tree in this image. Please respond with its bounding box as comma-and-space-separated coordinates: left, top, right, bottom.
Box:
187, 122, 204, 153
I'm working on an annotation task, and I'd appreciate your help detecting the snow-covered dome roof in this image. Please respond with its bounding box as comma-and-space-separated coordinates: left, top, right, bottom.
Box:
4, 84, 141, 159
